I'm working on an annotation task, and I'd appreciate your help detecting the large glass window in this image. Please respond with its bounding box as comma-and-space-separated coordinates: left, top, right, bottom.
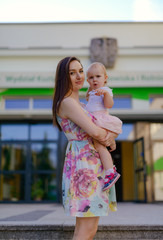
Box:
1, 124, 28, 140
30, 124, 58, 140
31, 174, 57, 201
0, 122, 60, 203
0, 174, 25, 201
31, 143, 57, 170
1, 144, 26, 171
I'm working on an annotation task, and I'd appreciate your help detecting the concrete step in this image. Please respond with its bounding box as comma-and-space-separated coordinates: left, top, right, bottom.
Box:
0, 224, 163, 240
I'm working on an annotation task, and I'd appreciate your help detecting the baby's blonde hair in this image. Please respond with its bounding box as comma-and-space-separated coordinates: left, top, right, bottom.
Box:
86, 62, 107, 76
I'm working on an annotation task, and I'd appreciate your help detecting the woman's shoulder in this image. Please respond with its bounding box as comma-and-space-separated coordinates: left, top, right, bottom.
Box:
58, 97, 75, 119
60, 97, 81, 115
61, 96, 76, 107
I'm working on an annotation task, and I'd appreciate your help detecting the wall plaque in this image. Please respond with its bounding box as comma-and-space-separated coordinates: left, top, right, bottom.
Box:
90, 37, 118, 68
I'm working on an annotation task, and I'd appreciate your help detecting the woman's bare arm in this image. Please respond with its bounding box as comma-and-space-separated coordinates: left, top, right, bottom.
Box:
59, 97, 107, 142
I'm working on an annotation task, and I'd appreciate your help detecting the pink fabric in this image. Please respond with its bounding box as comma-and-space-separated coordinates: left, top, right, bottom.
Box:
92, 110, 122, 134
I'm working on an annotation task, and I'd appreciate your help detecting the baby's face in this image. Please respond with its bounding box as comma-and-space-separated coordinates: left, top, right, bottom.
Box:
87, 65, 107, 90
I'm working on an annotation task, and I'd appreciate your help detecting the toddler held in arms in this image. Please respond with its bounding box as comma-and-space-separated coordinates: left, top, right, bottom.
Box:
86, 62, 122, 191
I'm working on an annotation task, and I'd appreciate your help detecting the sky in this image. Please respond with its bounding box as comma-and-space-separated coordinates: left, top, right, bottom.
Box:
0, 0, 163, 23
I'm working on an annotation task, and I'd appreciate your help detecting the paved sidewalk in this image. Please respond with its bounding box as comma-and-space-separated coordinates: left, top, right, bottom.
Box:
0, 202, 163, 226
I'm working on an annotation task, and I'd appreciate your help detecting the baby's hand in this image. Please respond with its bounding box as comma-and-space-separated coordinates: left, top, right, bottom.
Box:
95, 89, 107, 96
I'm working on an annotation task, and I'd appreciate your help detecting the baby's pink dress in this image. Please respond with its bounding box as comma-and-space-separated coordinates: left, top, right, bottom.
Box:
86, 87, 122, 134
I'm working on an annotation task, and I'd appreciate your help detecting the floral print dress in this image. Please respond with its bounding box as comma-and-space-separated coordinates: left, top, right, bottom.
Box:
57, 109, 117, 217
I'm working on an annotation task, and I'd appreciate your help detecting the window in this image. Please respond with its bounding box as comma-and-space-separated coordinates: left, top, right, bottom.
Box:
1, 124, 28, 140
5, 99, 29, 109
1, 144, 26, 170
31, 174, 57, 201
31, 143, 58, 170
3, 97, 52, 110
0, 174, 25, 201
0, 123, 60, 203
30, 124, 58, 140
112, 96, 132, 109
0, 122, 61, 202
33, 99, 52, 109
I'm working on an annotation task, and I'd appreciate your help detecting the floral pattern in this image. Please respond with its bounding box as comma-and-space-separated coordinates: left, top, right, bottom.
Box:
57, 108, 117, 217
72, 169, 98, 198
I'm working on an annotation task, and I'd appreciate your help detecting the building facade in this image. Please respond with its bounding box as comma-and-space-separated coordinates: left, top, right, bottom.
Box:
0, 22, 163, 203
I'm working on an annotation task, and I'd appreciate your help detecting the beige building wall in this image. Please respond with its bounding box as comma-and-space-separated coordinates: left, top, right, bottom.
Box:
0, 22, 163, 75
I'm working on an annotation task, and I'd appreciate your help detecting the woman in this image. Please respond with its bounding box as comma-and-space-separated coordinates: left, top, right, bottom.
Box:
52, 57, 118, 240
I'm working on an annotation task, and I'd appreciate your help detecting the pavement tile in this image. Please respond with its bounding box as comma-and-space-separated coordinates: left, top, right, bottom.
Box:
0, 202, 162, 226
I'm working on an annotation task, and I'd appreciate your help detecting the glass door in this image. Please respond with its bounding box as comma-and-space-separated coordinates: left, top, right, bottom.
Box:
134, 137, 147, 202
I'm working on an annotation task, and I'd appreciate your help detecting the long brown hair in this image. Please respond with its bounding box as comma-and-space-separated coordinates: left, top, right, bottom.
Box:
52, 56, 82, 130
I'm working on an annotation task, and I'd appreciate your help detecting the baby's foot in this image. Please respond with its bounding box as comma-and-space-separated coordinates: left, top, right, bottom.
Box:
103, 170, 120, 191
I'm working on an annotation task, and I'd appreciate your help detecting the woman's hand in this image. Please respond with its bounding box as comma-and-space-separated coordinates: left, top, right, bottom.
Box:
109, 141, 116, 152
99, 131, 118, 151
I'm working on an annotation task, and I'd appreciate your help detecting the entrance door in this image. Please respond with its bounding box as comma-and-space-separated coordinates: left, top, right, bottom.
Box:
134, 137, 147, 202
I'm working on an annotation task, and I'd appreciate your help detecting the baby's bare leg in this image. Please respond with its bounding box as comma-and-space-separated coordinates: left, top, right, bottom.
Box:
94, 139, 120, 191
93, 139, 113, 170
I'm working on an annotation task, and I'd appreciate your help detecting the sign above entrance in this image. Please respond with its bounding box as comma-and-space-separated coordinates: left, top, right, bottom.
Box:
0, 73, 54, 88
108, 71, 163, 87
0, 72, 163, 88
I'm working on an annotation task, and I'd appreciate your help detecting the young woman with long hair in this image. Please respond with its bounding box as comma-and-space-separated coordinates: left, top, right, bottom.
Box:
52, 57, 118, 240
